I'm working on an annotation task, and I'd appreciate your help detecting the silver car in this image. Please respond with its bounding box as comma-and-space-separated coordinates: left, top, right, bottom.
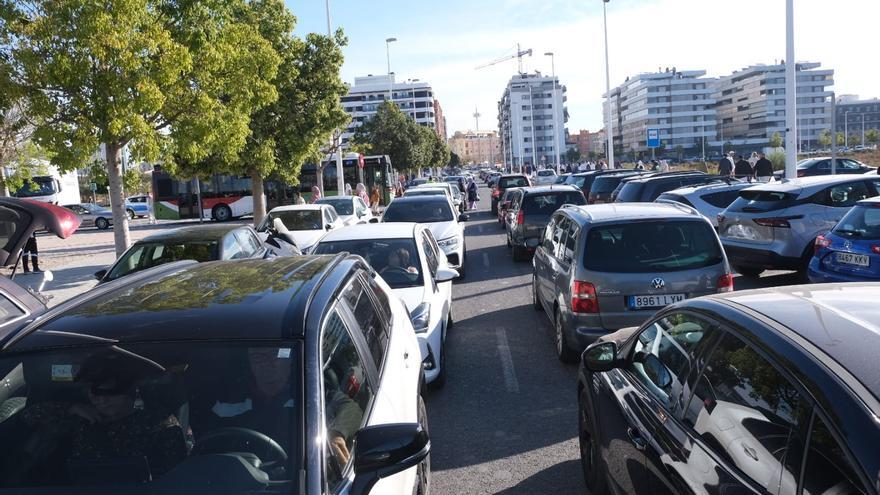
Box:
657, 181, 755, 228
532, 203, 731, 362
63, 203, 113, 230
533, 169, 558, 186
718, 175, 880, 277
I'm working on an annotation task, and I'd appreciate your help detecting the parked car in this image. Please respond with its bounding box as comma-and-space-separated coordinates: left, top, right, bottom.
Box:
382, 196, 468, 279
564, 170, 626, 199
505, 186, 586, 261
413, 182, 464, 213
315, 196, 373, 226
0, 255, 430, 494
407, 177, 429, 188
497, 188, 524, 230
491, 174, 531, 215
486, 172, 502, 189
587, 171, 644, 204
614, 171, 724, 203
256, 204, 345, 253
718, 175, 880, 277
532, 203, 731, 362
808, 196, 880, 282
554, 173, 571, 185
773, 157, 875, 179
63, 203, 114, 230
313, 223, 458, 387
533, 169, 558, 186
95, 224, 269, 283
656, 181, 754, 228
578, 283, 880, 495
125, 195, 151, 219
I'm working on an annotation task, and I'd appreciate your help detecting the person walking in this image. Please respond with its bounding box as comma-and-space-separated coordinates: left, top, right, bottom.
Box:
466, 178, 478, 210
734, 155, 754, 181
658, 160, 670, 173
749, 151, 759, 169
309, 186, 322, 204
20, 231, 40, 273
755, 152, 774, 182
293, 190, 306, 205
718, 152, 734, 177
356, 183, 369, 206
370, 186, 380, 215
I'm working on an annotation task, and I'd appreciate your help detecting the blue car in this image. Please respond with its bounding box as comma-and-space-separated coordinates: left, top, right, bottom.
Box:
125, 194, 151, 218
809, 197, 880, 282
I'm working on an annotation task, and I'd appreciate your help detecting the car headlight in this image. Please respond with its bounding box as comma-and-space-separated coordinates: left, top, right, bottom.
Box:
410, 302, 430, 334
437, 236, 459, 248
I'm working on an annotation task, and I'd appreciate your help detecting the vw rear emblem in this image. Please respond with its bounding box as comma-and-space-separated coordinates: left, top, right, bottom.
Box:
651, 278, 666, 290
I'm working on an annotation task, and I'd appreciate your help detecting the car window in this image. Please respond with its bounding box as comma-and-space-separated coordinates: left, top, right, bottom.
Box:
421, 232, 439, 277
541, 216, 559, 252
0, 293, 25, 324
801, 414, 866, 495
322, 309, 373, 490
521, 192, 586, 216
106, 242, 218, 280
342, 276, 389, 370
841, 159, 862, 170
683, 332, 806, 491
222, 233, 245, 260
383, 200, 454, 223
701, 190, 742, 209
824, 182, 870, 208
565, 175, 587, 188
314, 239, 424, 289
834, 205, 880, 240
258, 210, 324, 231
560, 219, 579, 264
552, 217, 570, 260
615, 182, 643, 202
500, 176, 529, 188
728, 190, 798, 213
816, 160, 831, 170
355, 198, 367, 214
233, 229, 260, 257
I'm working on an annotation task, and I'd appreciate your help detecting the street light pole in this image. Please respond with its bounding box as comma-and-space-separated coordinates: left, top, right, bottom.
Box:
385, 37, 397, 104
602, 0, 615, 169
545, 52, 562, 174
845, 111, 850, 148
783, 0, 797, 179
325, 0, 344, 196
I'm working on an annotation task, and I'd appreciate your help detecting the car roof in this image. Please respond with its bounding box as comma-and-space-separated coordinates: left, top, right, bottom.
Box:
269, 204, 326, 212
563, 202, 702, 224
135, 224, 243, 244
663, 181, 752, 197
746, 174, 870, 195
3, 256, 350, 349
711, 283, 880, 400
799, 157, 869, 166
621, 170, 706, 184
319, 223, 419, 241
519, 185, 580, 195
316, 196, 352, 203
500, 174, 528, 179
387, 196, 449, 205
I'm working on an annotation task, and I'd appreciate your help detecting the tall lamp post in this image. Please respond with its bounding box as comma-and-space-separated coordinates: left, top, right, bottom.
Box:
386, 37, 397, 103
545, 52, 562, 174
325, 0, 344, 196
602, 0, 615, 169
783, 0, 797, 178
845, 110, 851, 148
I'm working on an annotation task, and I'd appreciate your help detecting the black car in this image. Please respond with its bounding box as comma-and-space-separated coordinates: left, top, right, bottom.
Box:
95, 224, 272, 283
577, 283, 880, 495
564, 170, 626, 199
614, 171, 724, 203
490, 174, 531, 215
587, 171, 644, 204
0, 256, 430, 494
789, 157, 875, 178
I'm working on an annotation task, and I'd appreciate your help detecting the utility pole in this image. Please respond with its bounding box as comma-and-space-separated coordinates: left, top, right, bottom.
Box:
326, 0, 344, 196
831, 92, 838, 174
602, 0, 615, 169
473, 107, 482, 166
386, 37, 397, 103
783, 0, 797, 179
545, 52, 562, 174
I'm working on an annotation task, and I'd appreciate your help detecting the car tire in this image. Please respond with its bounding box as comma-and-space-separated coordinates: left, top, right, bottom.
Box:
579, 389, 608, 495
212, 204, 233, 222
532, 275, 542, 311
412, 395, 431, 495
95, 217, 109, 230
457, 246, 466, 280
734, 265, 763, 278
555, 310, 578, 364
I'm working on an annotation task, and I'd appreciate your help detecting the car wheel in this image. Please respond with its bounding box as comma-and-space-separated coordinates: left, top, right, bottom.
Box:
734, 265, 763, 278
413, 395, 431, 495
579, 389, 608, 495
126, 209, 136, 220
532, 275, 542, 311
555, 310, 578, 364
212, 204, 232, 222
95, 217, 109, 230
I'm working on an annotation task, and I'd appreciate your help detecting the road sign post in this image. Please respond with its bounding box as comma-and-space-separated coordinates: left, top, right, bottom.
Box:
647, 128, 660, 160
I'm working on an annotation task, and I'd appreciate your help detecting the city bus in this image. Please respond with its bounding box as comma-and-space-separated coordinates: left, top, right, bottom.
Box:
301, 154, 398, 205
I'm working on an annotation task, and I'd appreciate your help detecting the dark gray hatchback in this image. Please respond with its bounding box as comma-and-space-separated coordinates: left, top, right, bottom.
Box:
505, 186, 586, 261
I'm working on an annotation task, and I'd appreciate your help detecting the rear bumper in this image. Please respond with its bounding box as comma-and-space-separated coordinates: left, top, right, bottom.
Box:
807, 258, 877, 283
723, 243, 803, 271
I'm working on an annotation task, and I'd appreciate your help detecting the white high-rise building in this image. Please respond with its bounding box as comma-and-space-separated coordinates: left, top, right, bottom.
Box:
497, 73, 567, 169
340, 74, 438, 148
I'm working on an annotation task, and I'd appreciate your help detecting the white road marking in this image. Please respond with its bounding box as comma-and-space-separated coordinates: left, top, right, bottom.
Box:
482, 252, 490, 268
496, 327, 520, 393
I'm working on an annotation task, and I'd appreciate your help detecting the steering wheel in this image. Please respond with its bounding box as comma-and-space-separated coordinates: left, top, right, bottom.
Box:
193, 427, 288, 463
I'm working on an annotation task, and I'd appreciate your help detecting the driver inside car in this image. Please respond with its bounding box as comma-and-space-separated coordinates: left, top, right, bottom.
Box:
380, 248, 418, 276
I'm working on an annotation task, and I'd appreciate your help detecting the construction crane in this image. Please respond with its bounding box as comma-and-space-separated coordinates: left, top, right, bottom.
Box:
475, 43, 532, 74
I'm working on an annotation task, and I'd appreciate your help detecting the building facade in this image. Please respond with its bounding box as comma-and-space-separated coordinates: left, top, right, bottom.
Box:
835, 96, 880, 144
715, 62, 834, 151
603, 69, 717, 158
498, 73, 568, 168
434, 100, 447, 141
567, 129, 603, 157
340, 75, 439, 148
448, 130, 500, 165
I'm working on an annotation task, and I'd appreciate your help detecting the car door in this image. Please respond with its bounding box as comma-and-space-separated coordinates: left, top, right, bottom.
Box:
554, 217, 579, 310
421, 230, 449, 337
534, 215, 560, 310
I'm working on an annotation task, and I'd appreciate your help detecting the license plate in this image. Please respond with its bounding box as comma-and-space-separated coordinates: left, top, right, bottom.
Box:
836, 252, 870, 267
627, 294, 686, 309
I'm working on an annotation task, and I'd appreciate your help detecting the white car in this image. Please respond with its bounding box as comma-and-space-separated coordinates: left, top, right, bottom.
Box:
382, 195, 468, 278
414, 182, 464, 213
315, 195, 374, 226
656, 181, 753, 228
312, 223, 458, 387
533, 169, 558, 186
256, 204, 344, 253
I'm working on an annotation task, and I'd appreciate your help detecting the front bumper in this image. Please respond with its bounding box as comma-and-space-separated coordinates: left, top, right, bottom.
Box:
416, 319, 444, 384
439, 242, 464, 270
723, 243, 803, 271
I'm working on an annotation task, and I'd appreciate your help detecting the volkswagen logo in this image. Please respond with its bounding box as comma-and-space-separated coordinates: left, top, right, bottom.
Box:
651, 278, 666, 290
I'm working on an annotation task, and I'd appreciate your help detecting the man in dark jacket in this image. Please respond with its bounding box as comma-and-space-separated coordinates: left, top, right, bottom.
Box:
734, 155, 754, 181
718, 152, 734, 176
755, 152, 774, 182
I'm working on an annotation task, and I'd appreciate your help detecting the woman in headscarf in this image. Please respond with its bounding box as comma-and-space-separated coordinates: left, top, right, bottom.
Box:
344, 183, 352, 196
356, 183, 369, 206
310, 186, 322, 204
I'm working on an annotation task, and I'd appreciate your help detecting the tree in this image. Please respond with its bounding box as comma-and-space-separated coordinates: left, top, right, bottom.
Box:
1, 0, 280, 254
817, 130, 832, 148
836, 132, 846, 147
566, 148, 581, 164
866, 129, 880, 147
769, 132, 784, 149
353, 102, 449, 172
848, 134, 862, 146
449, 152, 461, 168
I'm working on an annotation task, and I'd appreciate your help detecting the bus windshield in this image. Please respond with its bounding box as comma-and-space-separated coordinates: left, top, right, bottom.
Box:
14, 177, 56, 198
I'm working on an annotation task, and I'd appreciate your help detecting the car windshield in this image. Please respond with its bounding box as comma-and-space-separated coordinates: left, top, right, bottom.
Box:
537, 170, 555, 177
833, 205, 880, 240
565, 175, 587, 188
13, 177, 56, 198
106, 241, 219, 281
554, 175, 569, 184
727, 190, 798, 213
521, 192, 586, 217
0, 343, 301, 492
584, 220, 723, 273
258, 210, 323, 231
591, 176, 628, 194
316, 198, 352, 215
405, 189, 445, 197
499, 177, 528, 188
383, 200, 454, 223
313, 238, 423, 289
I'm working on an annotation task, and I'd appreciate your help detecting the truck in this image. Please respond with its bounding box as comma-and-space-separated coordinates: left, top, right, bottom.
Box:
10, 163, 81, 205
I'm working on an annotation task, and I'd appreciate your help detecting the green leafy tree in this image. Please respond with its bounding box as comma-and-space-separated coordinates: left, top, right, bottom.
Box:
566, 148, 581, 164
770, 132, 784, 149
817, 130, 832, 148
836, 132, 846, 147
0, 0, 280, 254
865, 129, 880, 147
449, 152, 461, 167
848, 134, 862, 146
354, 102, 445, 173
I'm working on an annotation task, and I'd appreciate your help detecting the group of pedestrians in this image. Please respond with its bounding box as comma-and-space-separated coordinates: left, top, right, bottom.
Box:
718, 151, 774, 182
302, 182, 382, 214
634, 159, 670, 172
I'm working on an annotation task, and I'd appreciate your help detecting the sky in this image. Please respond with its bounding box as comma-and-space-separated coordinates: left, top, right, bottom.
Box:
287, 0, 880, 135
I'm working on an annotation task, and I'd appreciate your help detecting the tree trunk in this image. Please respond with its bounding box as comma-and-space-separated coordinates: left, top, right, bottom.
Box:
105, 142, 131, 256
0, 167, 8, 197
250, 170, 266, 228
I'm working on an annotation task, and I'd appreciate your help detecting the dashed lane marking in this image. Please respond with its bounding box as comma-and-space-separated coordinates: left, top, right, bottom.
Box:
496, 327, 520, 393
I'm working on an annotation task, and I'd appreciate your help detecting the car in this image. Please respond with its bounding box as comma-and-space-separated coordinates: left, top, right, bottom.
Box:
808, 196, 880, 282
577, 283, 880, 495
564, 170, 628, 199
656, 181, 754, 228
125, 195, 151, 219
256, 204, 345, 253
774, 157, 876, 178
587, 171, 644, 204
95, 224, 269, 283
614, 171, 725, 203
533, 169, 558, 186
505, 186, 586, 261
532, 203, 731, 362
382, 196, 468, 279
490, 174, 531, 215
313, 223, 458, 387
718, 175, 880, 277
497, 188, 523, 229
486, 172, 502, 189
64, 203, 114, 230
0, 197, 80, 271
0, 255, 430, 494
413, 183, 464, 213
407, 178, 429, 188
315, 196, 373, 226
404, 186, 452, 202
554, 173, 571, 185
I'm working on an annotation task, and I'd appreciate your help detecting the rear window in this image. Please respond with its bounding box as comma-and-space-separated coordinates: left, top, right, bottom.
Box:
656, 193, 694, 208
521, 191, 586, 215
833, 205, 880, 240
383, 199, 454, 223
499, 176, 529, 189
537, 170, 555, 177
727, 190, 798, 213
584, 220, 723, 273
591, 176, 625, 194
701, 190, 742, 209
615, 182, 644, 202
565, 175, 587, 188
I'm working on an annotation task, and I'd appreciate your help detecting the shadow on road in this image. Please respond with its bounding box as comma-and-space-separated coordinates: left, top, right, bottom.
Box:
495, 459, 583, 495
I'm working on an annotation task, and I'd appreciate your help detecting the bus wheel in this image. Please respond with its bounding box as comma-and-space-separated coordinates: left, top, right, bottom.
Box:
212, 204, 232, 222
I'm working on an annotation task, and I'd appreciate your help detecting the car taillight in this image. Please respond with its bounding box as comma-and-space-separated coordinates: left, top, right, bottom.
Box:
815, 235, 832, 254
516, 210, 524, 225
872, 245, 880, 255
754, 217, 791, 228
716, 273, 734, 293
571, 281, 598, 314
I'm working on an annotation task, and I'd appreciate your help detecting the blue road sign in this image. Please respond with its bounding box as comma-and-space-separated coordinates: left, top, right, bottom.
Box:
647, 128, 660, 148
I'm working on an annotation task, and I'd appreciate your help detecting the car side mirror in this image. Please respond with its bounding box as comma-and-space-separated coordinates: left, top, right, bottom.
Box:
325, 224, 333, 231
350, 423, 430, 495
435, 267, 459, 283
582, 341, 618, 372
368, 218, 380, 224
94, 269, 107, 281
458, 214, 469, 222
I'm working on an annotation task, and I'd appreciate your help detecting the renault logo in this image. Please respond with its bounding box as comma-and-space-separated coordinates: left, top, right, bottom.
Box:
651, 278, 666, 290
